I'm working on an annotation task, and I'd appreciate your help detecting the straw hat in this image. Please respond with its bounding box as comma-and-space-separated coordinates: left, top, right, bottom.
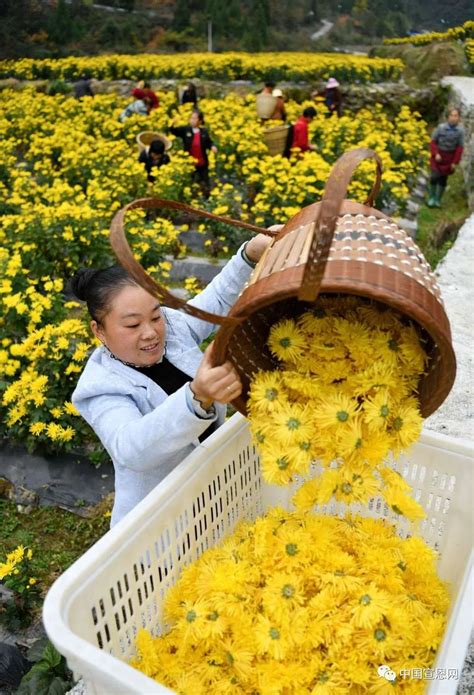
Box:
326, 77, 340, 88
272, 88, 283, 97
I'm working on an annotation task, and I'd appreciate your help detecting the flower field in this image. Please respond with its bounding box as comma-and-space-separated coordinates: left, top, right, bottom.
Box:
465, 39, 474, 66
0, 51, 403, 83
383, 20, 474, 47
0, 82, 429, 459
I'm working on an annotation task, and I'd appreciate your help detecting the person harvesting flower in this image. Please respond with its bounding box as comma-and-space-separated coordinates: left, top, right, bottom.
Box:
68, 232, 272, 526
170, 109, 218, 197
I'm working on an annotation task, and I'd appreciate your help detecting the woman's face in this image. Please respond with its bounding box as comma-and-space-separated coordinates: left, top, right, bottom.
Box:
448, 110, 460, 125
189, 112, 201, 128
91, 284, 166, 366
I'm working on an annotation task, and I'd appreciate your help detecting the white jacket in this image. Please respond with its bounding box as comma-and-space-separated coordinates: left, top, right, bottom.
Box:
72, 248, 253, 525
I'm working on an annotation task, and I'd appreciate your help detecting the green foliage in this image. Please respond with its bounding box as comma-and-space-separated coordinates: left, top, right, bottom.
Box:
172, 0, 190, 31
0, 497, 111, 593
46, 79, 71, 96
16, 642, 74, 695
372, 41, 471, 86
417, 170, 469, 268
1, 0, 471, 57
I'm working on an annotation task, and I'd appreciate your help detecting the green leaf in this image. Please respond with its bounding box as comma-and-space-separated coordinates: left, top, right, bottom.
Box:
16, 670, 51, 695
46, 676, 73, 694
41, 642, 63, 669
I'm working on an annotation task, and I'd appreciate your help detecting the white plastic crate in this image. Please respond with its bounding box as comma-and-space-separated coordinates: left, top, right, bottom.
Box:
43, 413, 473, 695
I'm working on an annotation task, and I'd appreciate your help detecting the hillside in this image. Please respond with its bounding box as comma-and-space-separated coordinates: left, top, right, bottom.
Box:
0, 0, 472, 58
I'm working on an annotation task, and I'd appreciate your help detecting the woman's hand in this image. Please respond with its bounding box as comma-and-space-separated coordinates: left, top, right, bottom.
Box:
244, 231, 276, 263
435, 153, 442, 162
190, 343, 242, 409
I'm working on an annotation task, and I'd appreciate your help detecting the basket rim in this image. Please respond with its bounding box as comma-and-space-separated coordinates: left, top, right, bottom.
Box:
136, 131, 172, 151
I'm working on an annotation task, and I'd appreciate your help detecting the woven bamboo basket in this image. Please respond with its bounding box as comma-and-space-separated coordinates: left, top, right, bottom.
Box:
256, 93, 277, 119
110, 148, 456, 419
136, 131, 172, 155
264, 125, 290, 156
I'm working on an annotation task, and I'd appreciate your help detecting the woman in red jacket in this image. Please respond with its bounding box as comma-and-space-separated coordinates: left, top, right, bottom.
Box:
428, 107, 464, 207
170, 110, 217, 197
132, 81, 159, 111
284, 107, 317, 157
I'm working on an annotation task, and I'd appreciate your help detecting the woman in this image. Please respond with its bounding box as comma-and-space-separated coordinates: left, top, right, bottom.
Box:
286, 106, 317, 156
69, 233, 272, 526
132, 81, 159, 111
170, 109, 217, 197
181, 82, 198, 106
323, 77, 342, 118
138, 139, 170, 183
119, 90, 151, 122
428, 106, 464, 207
271, 88, 287, 122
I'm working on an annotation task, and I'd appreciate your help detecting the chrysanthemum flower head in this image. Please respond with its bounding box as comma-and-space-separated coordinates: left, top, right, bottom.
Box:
248, 370, 289, 414
267, 318, 307, 364
312, 392, 359, 430
270, 403, 314, 446
362, 388, 392, 432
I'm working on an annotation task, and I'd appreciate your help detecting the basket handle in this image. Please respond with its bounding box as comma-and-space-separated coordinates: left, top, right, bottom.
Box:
298, 147, 383, 302
109, 197, 273, 326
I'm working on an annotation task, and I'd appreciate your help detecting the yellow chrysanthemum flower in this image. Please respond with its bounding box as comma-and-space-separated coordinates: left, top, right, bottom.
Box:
362, 388, 392, 432
248, 371, 289, 414
270, 403, 314, 446
389, 401, 423, 452
312, 392, 359, 429
267, 318, 307, 364
384, 487, 426, 522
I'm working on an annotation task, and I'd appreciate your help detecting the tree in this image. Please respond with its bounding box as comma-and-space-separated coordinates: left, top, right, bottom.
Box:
242, 0, 269, 51
172, 0, 190, 31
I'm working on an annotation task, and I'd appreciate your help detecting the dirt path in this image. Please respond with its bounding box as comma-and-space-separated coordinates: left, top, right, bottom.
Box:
311, 19, 334, 41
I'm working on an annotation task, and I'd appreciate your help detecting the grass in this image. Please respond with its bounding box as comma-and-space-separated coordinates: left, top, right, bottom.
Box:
416, 169, 469, 269
0, 497, 112, 596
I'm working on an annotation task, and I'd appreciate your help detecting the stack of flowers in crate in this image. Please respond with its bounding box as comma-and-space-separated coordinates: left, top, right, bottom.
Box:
131, 297, 449, 694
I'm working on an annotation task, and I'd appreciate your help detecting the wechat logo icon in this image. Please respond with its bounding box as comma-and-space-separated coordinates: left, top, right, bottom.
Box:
378, 665, 396, 681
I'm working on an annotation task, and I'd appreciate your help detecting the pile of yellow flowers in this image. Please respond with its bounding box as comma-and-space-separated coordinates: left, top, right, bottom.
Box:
383, 20, 474, 46
0, 51, 403, 83
131, 509, 448, 694
248, 297, 426, 522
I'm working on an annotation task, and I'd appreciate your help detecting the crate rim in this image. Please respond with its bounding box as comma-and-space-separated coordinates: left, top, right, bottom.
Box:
42, 415, 473, 693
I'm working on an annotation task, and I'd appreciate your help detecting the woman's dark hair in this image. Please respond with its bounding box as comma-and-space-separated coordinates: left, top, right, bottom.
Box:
192, 109, 205, 124
447, 106, 461, 117
303, 106, 317, 118
67, 266, 137, 322
149, 139, 165, 155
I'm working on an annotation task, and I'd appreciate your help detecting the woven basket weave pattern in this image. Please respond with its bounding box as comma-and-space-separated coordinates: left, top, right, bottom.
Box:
246, 212, 442, 303
263, 126, 290, 156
